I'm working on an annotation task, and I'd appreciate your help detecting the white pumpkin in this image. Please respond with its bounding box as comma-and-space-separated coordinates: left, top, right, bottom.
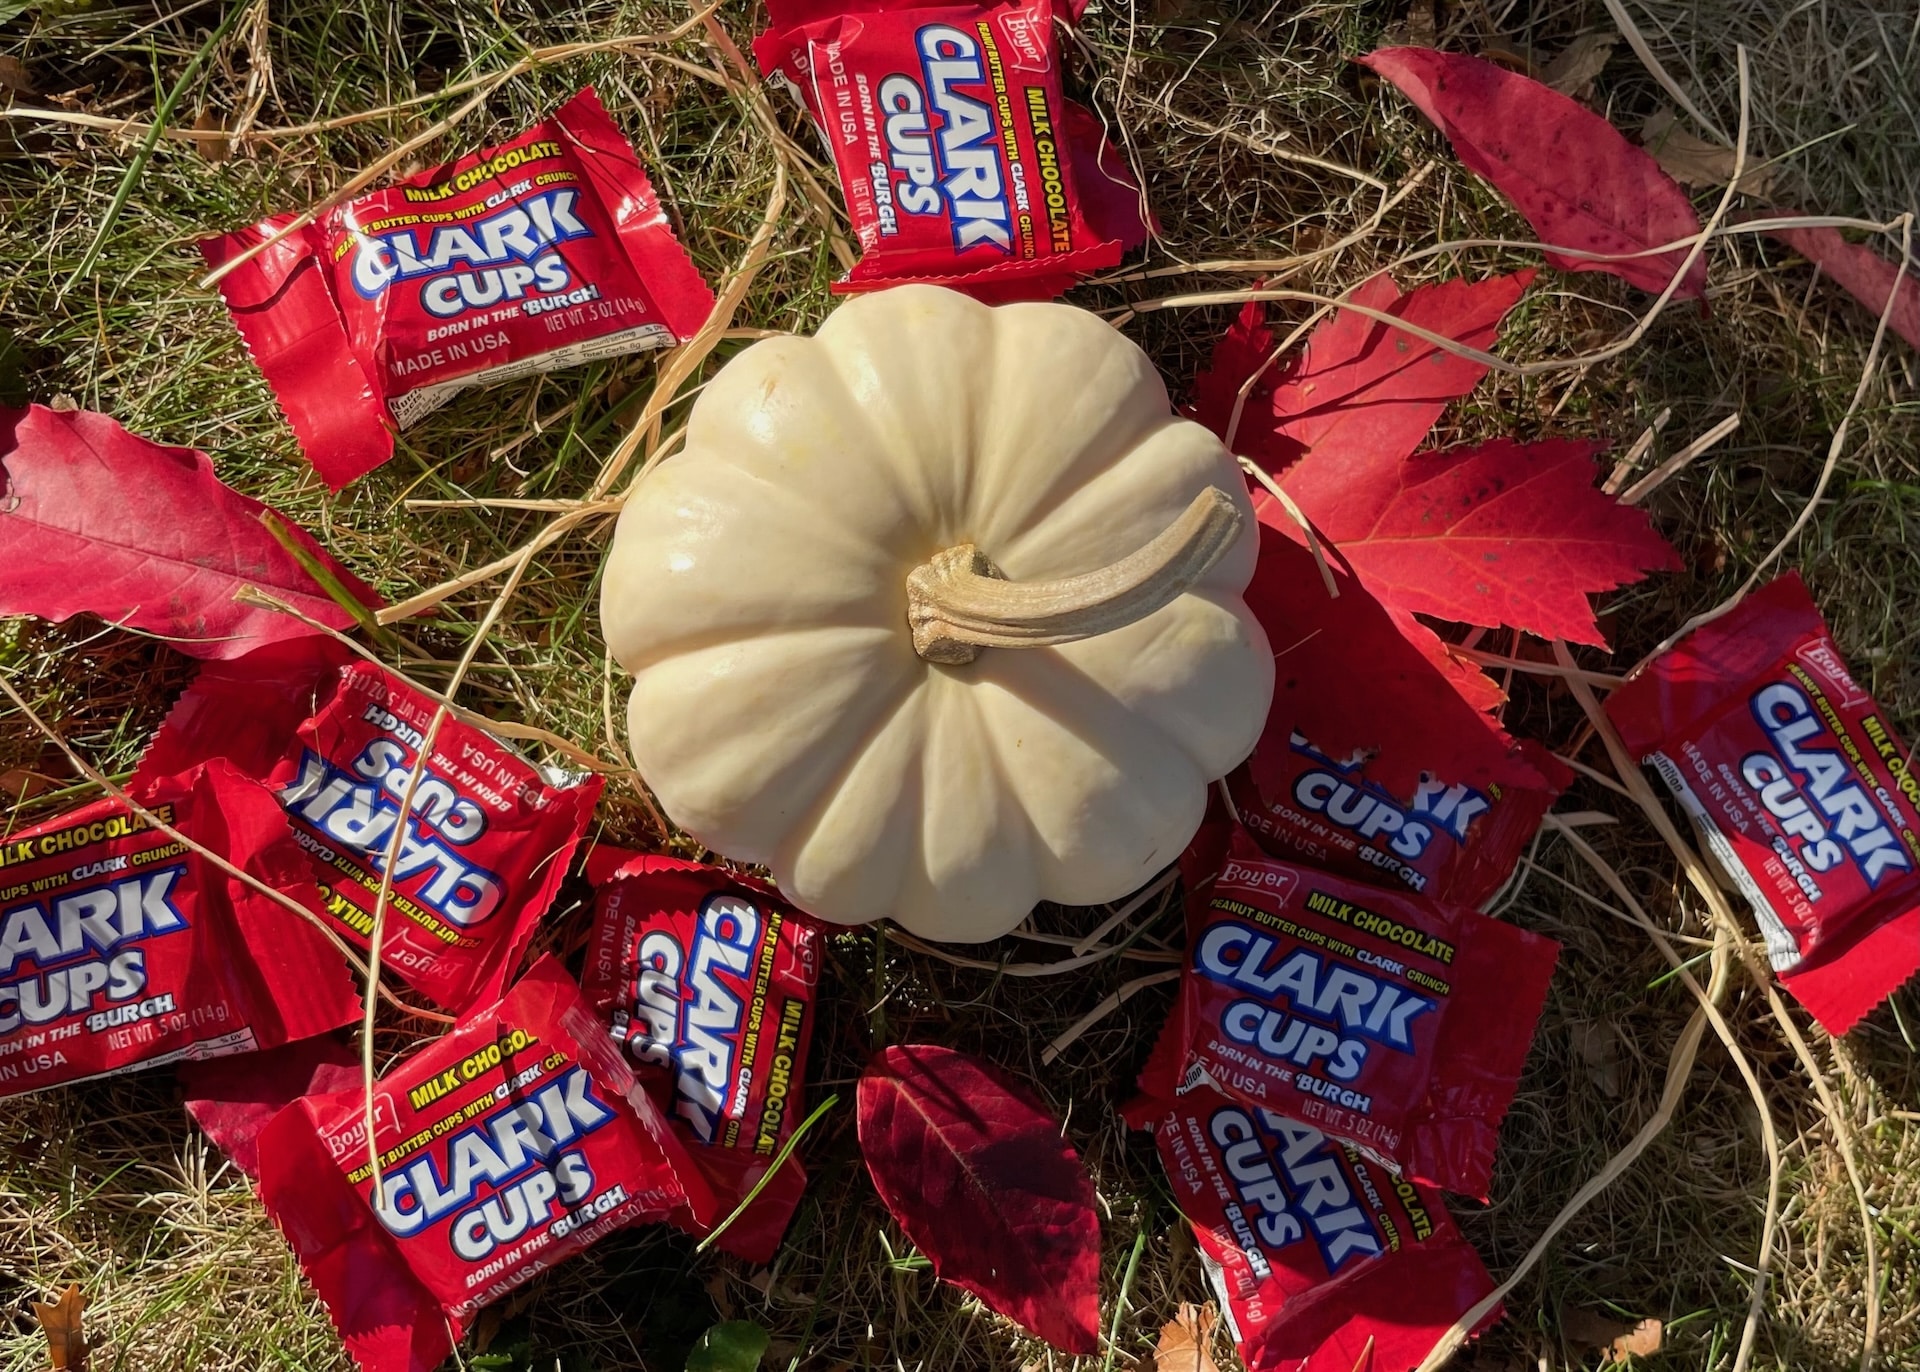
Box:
600, 285, 1273, 941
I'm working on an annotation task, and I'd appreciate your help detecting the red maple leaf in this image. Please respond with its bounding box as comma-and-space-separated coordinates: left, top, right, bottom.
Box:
1361, 47, 1707, 299
1192, 269, 1533, 474
0, 405, 380, 658
1195, 268, 1678, 789
857, 1044, 1100, 1353
1282, 437, 1682, 646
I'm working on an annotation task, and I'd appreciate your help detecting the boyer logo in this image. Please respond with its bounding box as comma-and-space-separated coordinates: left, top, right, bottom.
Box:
997, 5, 1051, 70
324, 1091, 397, 1163
1217, 858, 1298, 903
1797, 640, 1870, 709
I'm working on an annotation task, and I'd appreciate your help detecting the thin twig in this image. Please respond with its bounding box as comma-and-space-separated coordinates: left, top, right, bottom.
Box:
232, 588, 618, 772
1133, 49, 1758, 386
1041, 969, 1181, 1066
1601, 0, 1732, 144
360, 544, 542, 1182
1453, 647, 1623, 686
1240, 458, 1338, 599
9, 16, 718, 147
1603, 406, 1673, 494
1619, 412, 1743, 506
1416, 1003, 1713, 1371
1731, 214, 1911, 595
1070, 870, 1179, 956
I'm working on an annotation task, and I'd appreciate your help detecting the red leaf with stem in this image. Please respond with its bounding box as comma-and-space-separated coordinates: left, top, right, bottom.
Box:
0, 405, 379, 657
857, 1044, 1100, 1353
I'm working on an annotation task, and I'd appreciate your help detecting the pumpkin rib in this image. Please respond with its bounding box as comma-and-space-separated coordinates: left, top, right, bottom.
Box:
659, 448, 906, 573
626, 626, 921, 857
986, 723, 1200, 910
1051, 592, 1274, 782
987, 418, 1247, 584
771, 676, 931, 904
701, 329, 941, 559
813, 286, 998, 544
970, 647, 1205, 899
964, 301, 1174, 554
902, 673, 1039, 933
609, 614, 910, 681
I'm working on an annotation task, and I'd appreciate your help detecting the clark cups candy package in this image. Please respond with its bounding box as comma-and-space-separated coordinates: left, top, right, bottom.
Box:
753, 0, 1150, 299
202, 87, 714, 487
1228, 735, 1570, 910
1607, 573, 1920, 1034
1177, 825, 1558, 1199
583, 856, 824, 1262
136, 640, 602, 1013
258, 957, 710, 1372
0, 763, 359, 1098
1123, 1033, 1498, 1372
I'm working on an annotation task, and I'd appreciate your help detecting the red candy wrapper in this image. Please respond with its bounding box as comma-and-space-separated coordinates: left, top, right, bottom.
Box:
1176, 826, 1558, 1199
1228, 735, 1570, 910
1123, 1037, 1498, 1372
0, 764, 358, 1098
753, 0, 1149, 299
583, 856, 824, 1262
202, 87, 714, 487
182, 1033, 360, 1179
1607, 573, 1920, 1033
255, 959, 706, 1372
259, 957, 708, 1372
137, 641, 602, 1013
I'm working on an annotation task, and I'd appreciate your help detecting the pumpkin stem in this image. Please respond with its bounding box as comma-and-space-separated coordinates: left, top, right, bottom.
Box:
906, 487, 1244, 665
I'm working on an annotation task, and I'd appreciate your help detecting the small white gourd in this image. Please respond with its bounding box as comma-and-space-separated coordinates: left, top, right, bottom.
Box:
601, 285, 1273, 941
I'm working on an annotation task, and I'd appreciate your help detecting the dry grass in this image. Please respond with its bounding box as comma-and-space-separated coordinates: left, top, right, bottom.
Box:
2, 0, 1919, 1369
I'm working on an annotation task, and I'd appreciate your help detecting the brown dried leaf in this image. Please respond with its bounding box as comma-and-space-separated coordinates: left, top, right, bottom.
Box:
0, 768, 57, 802
1139, 1303, 1220, 1372
33, 1285, 87, 1371
190, 109, 228, 164
0, 55, 37, 96
1561, 1304, 1662, 1360
1543, 34, 1617, 96
1560, 1303, 1630, 1350
1612, 1317, 1663, 1359
706, 1271, 738, 1320
1641, 108, 1772, 197
1382, 2, 1437, 50
469, 1306, 503, 1356
1571, 1019, 1621, 1097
